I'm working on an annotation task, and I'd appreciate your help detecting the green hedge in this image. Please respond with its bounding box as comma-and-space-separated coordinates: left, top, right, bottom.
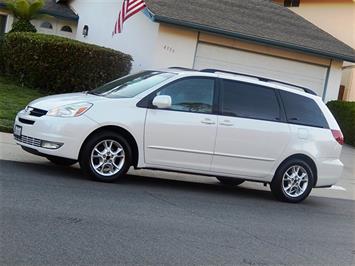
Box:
1, 32, 132, 93
0, 35, 4, 73
327, 101, 355, 146
9, 19, 37, 33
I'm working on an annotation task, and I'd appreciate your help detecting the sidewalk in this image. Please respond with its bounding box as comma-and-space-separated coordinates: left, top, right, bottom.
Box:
1, 132, 354, 200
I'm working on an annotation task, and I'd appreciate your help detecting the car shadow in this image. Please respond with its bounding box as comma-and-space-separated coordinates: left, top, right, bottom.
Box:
124, 172, 275, 201
1, 159, 275, 199
0, 159, 339, 206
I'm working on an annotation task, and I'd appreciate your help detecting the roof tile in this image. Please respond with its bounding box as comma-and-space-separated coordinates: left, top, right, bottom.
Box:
145, 0, 355, 62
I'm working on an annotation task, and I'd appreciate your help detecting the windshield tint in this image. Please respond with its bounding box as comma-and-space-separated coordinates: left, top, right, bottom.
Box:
90, 71, 176, 98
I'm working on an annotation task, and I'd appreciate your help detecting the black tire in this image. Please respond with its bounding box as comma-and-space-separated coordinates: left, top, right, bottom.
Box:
79, 131, 132, 182
217, 176, 245, 186
270, 159, 315, 203
47, 156, 77, 166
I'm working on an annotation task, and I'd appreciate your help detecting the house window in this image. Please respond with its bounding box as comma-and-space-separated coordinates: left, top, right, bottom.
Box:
284, 0, 300, 7
0, 15, 7, 36
40, 21, 53, 29
60, 25, 72, 33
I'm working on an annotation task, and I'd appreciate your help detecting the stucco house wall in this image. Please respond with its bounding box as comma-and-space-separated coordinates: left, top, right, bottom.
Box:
0, 6, 77, 39
32, 17, 77, 38
70, 0, 159, 71
274, 0, 355, 101
152, 24, 198, 69
278, 0, 354, 48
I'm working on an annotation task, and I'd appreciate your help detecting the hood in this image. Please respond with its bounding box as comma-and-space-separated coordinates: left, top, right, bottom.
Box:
28, 92, 105, 111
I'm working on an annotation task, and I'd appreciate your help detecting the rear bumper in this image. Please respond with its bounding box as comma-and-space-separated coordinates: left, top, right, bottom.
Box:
315, 158, 343, 187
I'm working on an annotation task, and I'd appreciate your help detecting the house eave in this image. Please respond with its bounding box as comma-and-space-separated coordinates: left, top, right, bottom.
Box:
0, 3, 78, 21
38, 10, 79, 21
151, 14, 355, 63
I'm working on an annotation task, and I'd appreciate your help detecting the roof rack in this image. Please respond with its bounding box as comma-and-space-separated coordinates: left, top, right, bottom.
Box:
200, 69, 317, 96
168, 67, 198, 71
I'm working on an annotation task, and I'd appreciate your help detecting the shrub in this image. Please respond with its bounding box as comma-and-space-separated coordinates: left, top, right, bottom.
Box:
9, 19, 37, 33
5, 0, 44, 32
327, 100, 355, 146
2, 32, 132, 93
0, 35, 4, 72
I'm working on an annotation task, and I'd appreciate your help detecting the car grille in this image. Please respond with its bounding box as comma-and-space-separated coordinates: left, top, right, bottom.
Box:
29, 108, 47, 117
14, 135, 42, 147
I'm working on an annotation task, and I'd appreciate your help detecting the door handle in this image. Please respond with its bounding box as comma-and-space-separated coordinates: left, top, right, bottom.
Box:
201, 119, 216, 125
220, 121, 233, 126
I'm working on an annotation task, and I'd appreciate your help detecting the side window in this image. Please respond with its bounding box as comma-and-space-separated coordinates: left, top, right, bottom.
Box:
280, 91, 328, 128
40, 21, 53, 29
61, 25, 73, 33
157, 78, 215, 114
284, 0, 300, 7
221, 80, 281, 121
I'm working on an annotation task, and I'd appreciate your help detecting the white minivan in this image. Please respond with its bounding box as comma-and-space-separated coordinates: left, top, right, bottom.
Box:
14, 68, 344, 203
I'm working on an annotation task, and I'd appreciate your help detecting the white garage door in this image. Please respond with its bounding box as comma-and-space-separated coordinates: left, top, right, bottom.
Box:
194, 43, 328, 96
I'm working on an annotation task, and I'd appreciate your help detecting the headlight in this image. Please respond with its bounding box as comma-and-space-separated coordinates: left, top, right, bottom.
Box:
47, 102, 93, 117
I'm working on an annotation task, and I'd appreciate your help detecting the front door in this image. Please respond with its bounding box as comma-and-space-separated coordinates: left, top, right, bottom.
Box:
212, 79, 290, 179
144, 77, 218, 171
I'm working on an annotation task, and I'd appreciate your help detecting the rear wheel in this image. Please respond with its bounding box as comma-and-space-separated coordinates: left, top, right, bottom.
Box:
79, 131, 132, 182
270, 159, 314, 203
216, 176, 245, 186
47, 156, 77, 166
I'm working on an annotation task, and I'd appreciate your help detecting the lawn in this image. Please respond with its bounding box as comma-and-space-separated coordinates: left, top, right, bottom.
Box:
0, 76, 44, 133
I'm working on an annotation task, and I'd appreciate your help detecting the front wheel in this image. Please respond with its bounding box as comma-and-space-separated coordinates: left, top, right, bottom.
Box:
79, 131, 132, 182
270, 159, 314, 203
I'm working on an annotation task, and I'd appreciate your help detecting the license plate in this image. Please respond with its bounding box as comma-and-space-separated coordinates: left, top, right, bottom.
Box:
14, 125, 22, 137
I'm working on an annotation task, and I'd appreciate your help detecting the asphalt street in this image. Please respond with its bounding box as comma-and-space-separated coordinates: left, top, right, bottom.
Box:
1, 133, 355, 265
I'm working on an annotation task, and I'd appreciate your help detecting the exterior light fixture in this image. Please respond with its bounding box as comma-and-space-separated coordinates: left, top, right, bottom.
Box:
83, 25, 89, 37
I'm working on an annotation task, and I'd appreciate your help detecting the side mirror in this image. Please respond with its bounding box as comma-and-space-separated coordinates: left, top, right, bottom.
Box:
152, 95, 172, 109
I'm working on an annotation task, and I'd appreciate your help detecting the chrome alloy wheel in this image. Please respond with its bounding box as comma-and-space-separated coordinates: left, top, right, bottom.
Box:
90, 139, 125, 176
282, 165, 309, 198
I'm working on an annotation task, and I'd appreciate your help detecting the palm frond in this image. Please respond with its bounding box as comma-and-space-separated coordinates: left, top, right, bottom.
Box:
13, 0, 30, 19
5, 1, 20, 18
28, 0, 44, 19
5, 0, 43, 20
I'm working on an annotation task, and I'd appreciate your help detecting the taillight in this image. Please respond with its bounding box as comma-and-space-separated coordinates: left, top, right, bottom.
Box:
331, 130, 344, 145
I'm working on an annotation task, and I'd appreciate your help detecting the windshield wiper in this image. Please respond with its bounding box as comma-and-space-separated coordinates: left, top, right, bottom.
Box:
85, 91, 101, 96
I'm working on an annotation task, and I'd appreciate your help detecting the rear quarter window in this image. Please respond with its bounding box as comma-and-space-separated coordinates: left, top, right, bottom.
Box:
280, 91, 329, 128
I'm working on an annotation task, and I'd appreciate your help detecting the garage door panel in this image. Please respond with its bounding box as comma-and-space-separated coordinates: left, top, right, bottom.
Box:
194, 43, 328, 96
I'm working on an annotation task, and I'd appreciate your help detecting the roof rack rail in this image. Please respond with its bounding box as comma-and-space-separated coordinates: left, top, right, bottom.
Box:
168, 67, 198, 71
200, 69, 317, 96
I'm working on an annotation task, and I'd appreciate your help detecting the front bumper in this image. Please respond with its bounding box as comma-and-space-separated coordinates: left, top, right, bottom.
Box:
14, 110, 98, 160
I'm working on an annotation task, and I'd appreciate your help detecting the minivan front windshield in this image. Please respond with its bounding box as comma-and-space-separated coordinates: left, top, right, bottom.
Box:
89, 71, 176, 98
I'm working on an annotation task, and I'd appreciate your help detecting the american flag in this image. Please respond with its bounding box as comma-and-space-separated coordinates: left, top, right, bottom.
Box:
112, 0, 146, 36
